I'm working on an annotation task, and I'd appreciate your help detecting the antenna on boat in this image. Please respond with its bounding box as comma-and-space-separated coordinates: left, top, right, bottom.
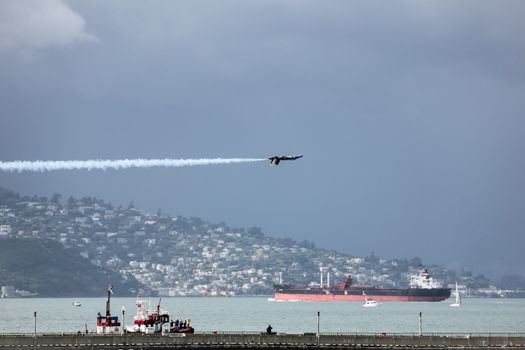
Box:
327, 272, 330, 288
279, 272, 283, 285
320, 267, 324, 287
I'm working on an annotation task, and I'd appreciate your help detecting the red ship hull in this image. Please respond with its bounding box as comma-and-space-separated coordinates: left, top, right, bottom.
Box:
274, 292, 448, 302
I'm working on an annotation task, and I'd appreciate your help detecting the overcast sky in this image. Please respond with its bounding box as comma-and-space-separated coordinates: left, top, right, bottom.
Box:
1, 0, 524, 279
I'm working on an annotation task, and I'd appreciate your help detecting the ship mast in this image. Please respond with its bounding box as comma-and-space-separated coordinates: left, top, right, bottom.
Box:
320, 267, 331, 288
106, 285, 113, 322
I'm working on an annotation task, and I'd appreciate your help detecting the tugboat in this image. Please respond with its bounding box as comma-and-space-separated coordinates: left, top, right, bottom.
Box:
96, 285, 121, 334
126, 298, 194, 334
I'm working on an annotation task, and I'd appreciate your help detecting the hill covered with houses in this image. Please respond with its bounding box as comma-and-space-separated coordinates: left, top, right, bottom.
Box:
0, 186, 509, 298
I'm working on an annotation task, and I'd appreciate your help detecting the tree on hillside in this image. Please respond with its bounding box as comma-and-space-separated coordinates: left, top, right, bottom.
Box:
247, 226, 263, 237
469, 274, 491, 288
0, 186, 19, 202
51, 193, 62, 204
410, 257, 422, 267
366, 252, 379, 264
500, 275, 525, 290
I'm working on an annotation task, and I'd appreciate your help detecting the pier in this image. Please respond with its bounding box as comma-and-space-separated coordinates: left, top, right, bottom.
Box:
1, 332, 524, 349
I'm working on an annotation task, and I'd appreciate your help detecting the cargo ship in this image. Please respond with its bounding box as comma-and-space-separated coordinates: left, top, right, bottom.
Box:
274, 268, 451, 302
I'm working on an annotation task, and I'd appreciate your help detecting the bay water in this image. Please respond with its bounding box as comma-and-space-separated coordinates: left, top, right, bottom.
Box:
1, 297, 523, 334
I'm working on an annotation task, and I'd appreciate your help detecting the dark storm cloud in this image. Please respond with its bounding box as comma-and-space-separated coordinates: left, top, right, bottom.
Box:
1, 1, 524, 278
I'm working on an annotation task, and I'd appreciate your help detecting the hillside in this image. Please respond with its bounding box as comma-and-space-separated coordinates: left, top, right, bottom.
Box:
0, 238, 145, 297
0, 185, 504, 297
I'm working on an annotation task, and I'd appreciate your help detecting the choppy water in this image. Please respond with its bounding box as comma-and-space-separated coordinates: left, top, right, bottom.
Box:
1, 297, 523, 335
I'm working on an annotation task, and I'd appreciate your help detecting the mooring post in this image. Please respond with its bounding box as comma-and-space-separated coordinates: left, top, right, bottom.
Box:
419, 312, 423, 336
121, 306, 126, 335
33, 311, 37, 350
317, 311, 320, 346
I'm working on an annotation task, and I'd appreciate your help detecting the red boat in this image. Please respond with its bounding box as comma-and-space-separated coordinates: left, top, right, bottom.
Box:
126, 298, 194, 334
96, 285, 121, 334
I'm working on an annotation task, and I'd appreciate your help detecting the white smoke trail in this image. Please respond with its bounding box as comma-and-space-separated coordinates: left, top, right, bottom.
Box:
0, 158, 266, 172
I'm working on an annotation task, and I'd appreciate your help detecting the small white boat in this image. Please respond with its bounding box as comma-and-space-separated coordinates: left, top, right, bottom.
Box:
450, 282, 461, 307
72, 300, 82, 307
362, 292, 378, 307
363, 298, 378, 307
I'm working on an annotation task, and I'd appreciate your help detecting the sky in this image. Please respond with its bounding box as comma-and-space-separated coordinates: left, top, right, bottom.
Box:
1, 0, 524, 279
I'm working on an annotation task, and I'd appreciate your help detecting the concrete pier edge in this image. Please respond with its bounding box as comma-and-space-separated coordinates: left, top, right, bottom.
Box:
1, 333, 524, 349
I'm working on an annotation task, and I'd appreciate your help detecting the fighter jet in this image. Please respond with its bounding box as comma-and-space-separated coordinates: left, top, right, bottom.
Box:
268, 155, 303, 166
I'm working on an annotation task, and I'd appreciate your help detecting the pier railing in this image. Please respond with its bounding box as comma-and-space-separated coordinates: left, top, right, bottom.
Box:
3, 331, 524, 337
0, 332, 524, 348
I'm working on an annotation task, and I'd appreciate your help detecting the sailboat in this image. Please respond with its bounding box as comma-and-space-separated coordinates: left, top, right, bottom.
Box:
450, 282, 461, 307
